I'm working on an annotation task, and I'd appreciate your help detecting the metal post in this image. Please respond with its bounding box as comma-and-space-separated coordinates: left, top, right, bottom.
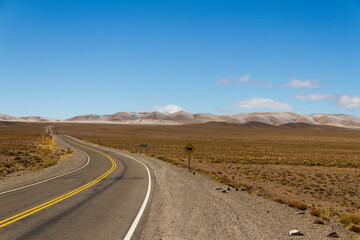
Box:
188, 154, 190, 171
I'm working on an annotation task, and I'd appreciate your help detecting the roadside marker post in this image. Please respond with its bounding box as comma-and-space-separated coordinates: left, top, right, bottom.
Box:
184, 143, 195, 171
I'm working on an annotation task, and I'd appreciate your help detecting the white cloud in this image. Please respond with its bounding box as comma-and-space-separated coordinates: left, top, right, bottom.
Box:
336, 95, 360, 110
234, 98, 292, 110
237, 75, 250, 83
284, 77, 319, 89
217, 78, 231, 84
293, 93, 335, 101
152, 104, 185, 113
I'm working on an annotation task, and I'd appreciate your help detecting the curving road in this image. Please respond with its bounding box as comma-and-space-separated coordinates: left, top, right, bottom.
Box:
0, 135, 151, 240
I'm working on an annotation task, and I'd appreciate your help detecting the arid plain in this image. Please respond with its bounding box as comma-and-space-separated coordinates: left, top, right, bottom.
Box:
52, 121, 360, 232
1, 120, 360, 234
0, 122, 71, 179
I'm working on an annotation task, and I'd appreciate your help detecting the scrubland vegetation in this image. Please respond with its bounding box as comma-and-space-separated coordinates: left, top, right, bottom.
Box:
0, 122, 70, 179
53, 122, 360, 232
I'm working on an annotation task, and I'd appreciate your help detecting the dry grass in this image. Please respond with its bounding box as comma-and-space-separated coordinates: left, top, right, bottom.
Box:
0, 122, 70, 179
310, 208, 332, 220
53, 122, 360, 220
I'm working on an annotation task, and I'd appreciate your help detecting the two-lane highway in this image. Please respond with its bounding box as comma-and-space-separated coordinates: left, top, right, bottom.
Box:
0, 135, 151, 240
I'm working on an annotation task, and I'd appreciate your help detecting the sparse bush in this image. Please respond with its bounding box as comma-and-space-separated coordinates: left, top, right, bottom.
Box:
273, 198, 285, 204
313, 218, 324, 224
287, 200, 307, 211
348, 225, 360, 233
341, 215, 360, 226
310, 208, 331, 220
42, 160, 57, 168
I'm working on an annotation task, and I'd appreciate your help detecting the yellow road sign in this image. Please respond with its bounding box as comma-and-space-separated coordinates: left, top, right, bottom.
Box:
184, 143, 195, 154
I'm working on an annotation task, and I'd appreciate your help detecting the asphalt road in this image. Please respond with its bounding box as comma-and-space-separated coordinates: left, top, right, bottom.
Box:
0, 135, 151, 240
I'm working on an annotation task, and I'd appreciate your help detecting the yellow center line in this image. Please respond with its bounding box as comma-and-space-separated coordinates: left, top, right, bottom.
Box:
0, 139, 117, 228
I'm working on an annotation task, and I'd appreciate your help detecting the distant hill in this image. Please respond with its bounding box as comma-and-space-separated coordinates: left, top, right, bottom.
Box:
1, 111, 360, 129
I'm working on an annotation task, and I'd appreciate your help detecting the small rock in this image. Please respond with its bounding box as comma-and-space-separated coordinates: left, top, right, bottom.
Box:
216, 187, 222, 190
227, 187, 231, 191
289, 230, 303, 236
193, 172, 195, 175
327, 232, 339, 238
266, 210, 270, 213
296, 212, 305, 215
235, 188, 239, 191
222, 190, 227, 193
240, 188, 246, 191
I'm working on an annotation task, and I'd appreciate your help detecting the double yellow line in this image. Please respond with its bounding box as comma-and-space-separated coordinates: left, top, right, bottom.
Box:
0, 140, 116, 228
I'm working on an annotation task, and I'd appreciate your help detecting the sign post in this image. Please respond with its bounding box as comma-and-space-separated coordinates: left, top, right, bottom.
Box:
184, 143, 195, 171
140, 144, 148, 155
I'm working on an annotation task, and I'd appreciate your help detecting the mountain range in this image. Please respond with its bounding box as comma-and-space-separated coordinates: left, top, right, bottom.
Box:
1, 111, 360, 129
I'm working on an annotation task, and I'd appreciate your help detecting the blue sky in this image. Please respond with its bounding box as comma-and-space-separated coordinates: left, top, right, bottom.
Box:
0, 0, 359, 119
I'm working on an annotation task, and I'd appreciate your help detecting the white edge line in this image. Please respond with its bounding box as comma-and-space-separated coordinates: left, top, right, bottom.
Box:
0, 147, 90, 195
122, 152, 152, 240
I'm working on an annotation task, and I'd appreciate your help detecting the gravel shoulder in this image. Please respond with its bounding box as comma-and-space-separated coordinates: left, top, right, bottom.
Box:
0, 135, 87, 193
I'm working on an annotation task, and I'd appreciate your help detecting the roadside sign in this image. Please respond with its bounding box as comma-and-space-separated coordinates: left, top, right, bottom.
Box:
140, 144, 148, 155
184, 143, 195, 171
184, 143, 195, 154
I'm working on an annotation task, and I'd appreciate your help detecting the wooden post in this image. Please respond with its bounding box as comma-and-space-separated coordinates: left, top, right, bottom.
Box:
188, 154, 190, 171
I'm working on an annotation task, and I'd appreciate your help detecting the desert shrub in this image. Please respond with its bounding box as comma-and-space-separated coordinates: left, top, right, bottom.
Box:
287, 200, 307, 210
310, 208, 331, 220
348, 225, 360, 233
273, 198, 285, 204
254, 188, 266, 197
166, 159, 175, 164
41, 148, 52, 154
313, 218, 324, 224
4, 163, 12, 168
341, 214, 360, 226
42, 160, 57, 168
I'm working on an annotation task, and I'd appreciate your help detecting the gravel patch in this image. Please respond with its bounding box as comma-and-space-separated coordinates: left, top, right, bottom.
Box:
0, 135, 87, 193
